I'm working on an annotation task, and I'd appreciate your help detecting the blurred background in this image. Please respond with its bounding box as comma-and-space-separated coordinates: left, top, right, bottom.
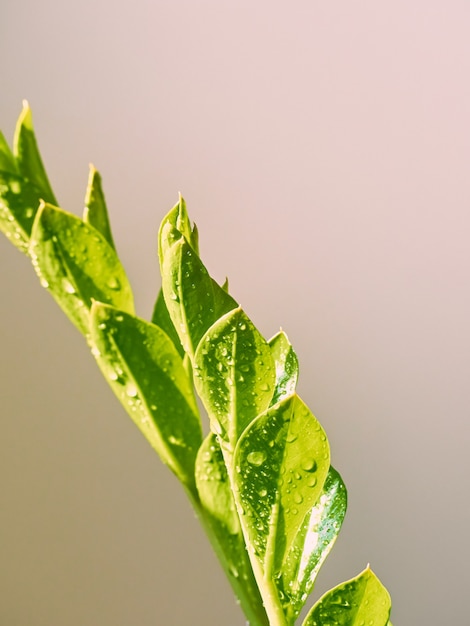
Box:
1, 1, 469, 624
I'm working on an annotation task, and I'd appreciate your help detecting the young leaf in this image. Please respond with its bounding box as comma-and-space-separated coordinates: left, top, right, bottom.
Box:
159, 226, 237, 358
277, 466, 347, 622
0, 173, 44, 253
90, 302, 202, 488
29, 203, 134, 336
83, 164, 116, 251
269, 330, 299, 405
158, 194, 198, 263
194, 307, 276, 453
233, 394, 330, 580
13, 101, 57, 205
302, 566, 392, 626
195, 433, 269, 626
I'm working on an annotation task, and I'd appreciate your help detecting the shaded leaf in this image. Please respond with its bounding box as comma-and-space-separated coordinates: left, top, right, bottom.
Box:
269, 330, 299, 405
83, 164, 116, 251
91, 302, 202, 487
194, 307, 275, 453
278, 466, 347, 622
195, 433, 269, 626
13, 101, 57, 205
0, 172, 44, 253
29, 203, 134, 336
0, 131, 18, 175
151, 288, 185, 358
302, 566, 391, 626
233, 394, 330, 579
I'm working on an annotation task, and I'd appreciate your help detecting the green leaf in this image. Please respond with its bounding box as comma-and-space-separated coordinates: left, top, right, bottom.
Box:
233, 394, 330, 580
158, 194, 198, 264
194, 307, 275, 453
302, 566, 392, 626
29, 203, 134, 336
151, 288, 185, 358
195, 433, 269, 626
90, 302, 202, 487
269, 330, 299, 405
83, 164, 116, 251
0, 131, 18, 175
159, 227, 237, 358
0, 172, 44, 253
277, 466, 347, 622
13, 101, 57, 205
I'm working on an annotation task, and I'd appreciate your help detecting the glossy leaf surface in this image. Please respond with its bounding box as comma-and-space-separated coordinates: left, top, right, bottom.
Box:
195, 433, 269, 626
83, 164, 116, 251
302, 566, 392, 626
29, 203, 134, 335
234, 394, 330, 578
13, 101, 57, 205
269, 330, 299, 405
194, 307, 275, 453
278, 466, 347, 622
91, 302, 202, 487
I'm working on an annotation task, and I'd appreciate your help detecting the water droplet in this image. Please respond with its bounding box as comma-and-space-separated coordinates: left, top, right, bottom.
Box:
91, 346, 101, 357
258, 488, 268, 497
126, 383, 138, 397
25, 208, 34, 219
39, 277, 49, 289
62, 278, 76, 294
259, 382, 270, 392
308, 476, 318, 488
294, 493, 303, 504
107, 276, 120, 290
302, 459, 317, 472
247, 451, 266, 466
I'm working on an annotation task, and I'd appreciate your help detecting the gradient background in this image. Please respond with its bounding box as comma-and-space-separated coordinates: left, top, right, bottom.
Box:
1, 2, 469, 625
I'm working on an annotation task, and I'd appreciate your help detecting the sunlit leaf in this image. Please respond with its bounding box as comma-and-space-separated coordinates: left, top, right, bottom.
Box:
83, 164, 116, 251
91, 302, 202, 487
269, 330, 299, 405
159, 226, 236, 358
234, 394, 330, 580
13, 101, 57, 205
278, 466, 347, 622
302, 566, 391, 626
194, 307, 275, 453
29, 203, 134, 336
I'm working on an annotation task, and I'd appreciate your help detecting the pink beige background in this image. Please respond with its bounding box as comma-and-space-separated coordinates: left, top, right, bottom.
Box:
1, 2, 469, 625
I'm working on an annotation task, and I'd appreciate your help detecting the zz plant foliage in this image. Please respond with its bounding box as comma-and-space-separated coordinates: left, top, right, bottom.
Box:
0, 102, 393, 626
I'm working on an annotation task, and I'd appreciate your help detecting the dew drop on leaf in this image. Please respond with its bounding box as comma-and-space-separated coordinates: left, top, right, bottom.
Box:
126, 382, 138, 397
302, 459, 317, 472
62, 278, 76, 294
246, 451, 267, 466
